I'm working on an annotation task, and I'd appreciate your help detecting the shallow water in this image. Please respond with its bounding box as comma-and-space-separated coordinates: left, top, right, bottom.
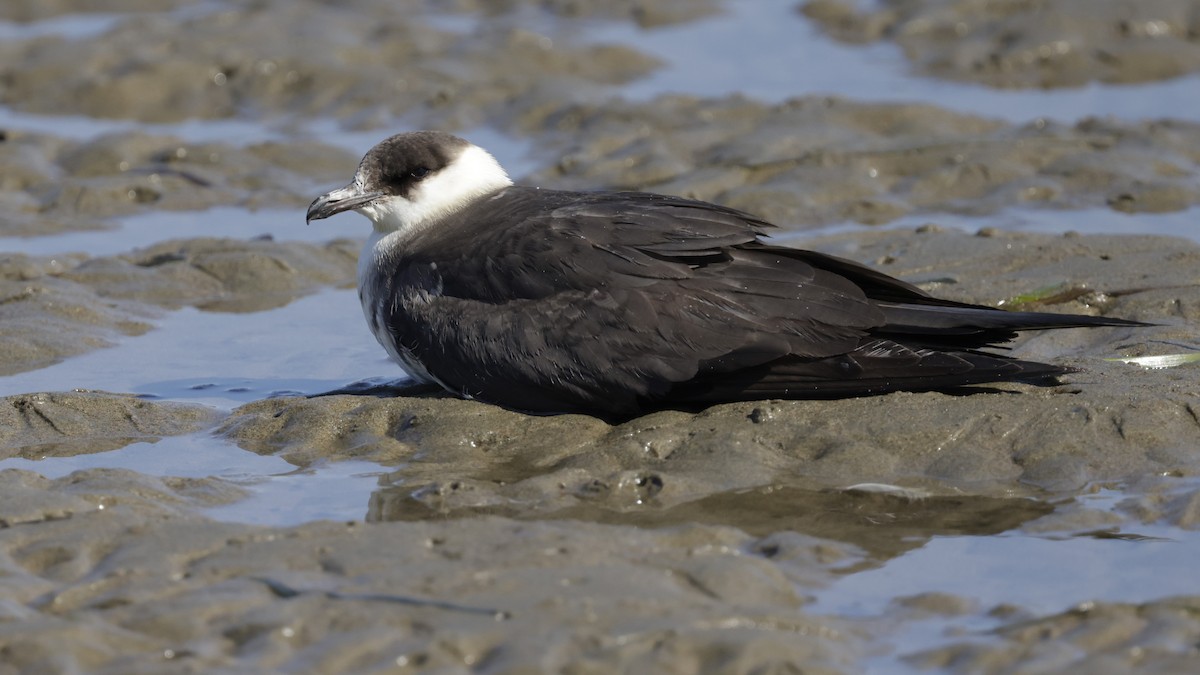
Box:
2, 1, 1198, 670
0, 207, 313, 255
0, 288, 387, 408
0, 13, 124, 40
820, 484, 1200, 614
583, 0, 1200, 123
0, 432, 391, 525
809, 486, 1200, 670
0, 287, 401, 524
818, 522, 1200, 617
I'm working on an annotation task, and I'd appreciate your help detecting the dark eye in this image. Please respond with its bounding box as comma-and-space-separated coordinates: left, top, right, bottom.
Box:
410, 167, 430, 179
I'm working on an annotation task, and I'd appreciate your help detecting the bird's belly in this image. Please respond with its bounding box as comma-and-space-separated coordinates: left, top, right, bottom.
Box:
380, 332, 438, 386
358, 284, 439, 388
357, 236, 451, 390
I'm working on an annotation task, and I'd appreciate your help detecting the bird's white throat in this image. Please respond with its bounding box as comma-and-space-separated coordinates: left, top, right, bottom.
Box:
358, 144, 513, 236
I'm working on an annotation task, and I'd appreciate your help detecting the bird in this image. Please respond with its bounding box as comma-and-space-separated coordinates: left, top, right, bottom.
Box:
306, 130, 1145, 420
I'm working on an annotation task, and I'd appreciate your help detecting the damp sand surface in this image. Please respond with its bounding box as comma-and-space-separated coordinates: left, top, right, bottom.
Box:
3, 0, 1200, 672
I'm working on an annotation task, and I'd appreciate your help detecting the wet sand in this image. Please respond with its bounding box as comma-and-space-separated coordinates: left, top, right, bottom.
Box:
3, 0, 1200, 672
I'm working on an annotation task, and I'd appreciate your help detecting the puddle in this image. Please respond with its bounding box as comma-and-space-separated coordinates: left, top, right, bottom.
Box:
597, 0, 1200, 123
0, 12, 127, 40
424, 0, 1200, 124
0, 432, 390, 525
203, 458, 389, 525
0, 207, 321, 256
0, 288, 393, 409
814, 523, 1200, 617
0, 285, 398, 524
0, 431, 289, 481
807, 486, 1200, 669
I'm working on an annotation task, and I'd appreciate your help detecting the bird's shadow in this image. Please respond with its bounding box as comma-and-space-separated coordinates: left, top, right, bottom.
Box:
301, 378, 1053, 427
305, 378, 443, 399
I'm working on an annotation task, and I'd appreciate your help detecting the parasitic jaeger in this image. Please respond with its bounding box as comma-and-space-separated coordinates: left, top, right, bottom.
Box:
307, 131, 1145, 419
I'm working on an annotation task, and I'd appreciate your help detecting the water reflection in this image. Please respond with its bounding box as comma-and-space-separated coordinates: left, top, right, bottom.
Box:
367, 482, 1054, 565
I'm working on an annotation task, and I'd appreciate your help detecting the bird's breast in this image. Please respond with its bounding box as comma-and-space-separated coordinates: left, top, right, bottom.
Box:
357, 233, 442, 386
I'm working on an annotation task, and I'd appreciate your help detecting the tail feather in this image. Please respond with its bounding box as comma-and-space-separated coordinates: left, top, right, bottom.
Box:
875, 302, 1151, 349
879, 302, 1149, 332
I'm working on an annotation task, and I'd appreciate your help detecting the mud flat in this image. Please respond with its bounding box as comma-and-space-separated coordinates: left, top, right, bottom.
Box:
4, 224, 1200, 671
2, 0, 1200, 672
803, 0, 1200, 88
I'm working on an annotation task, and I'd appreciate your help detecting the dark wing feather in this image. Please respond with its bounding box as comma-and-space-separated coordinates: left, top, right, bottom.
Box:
384, 187, 1142, 417
668, 339, 1067, 406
